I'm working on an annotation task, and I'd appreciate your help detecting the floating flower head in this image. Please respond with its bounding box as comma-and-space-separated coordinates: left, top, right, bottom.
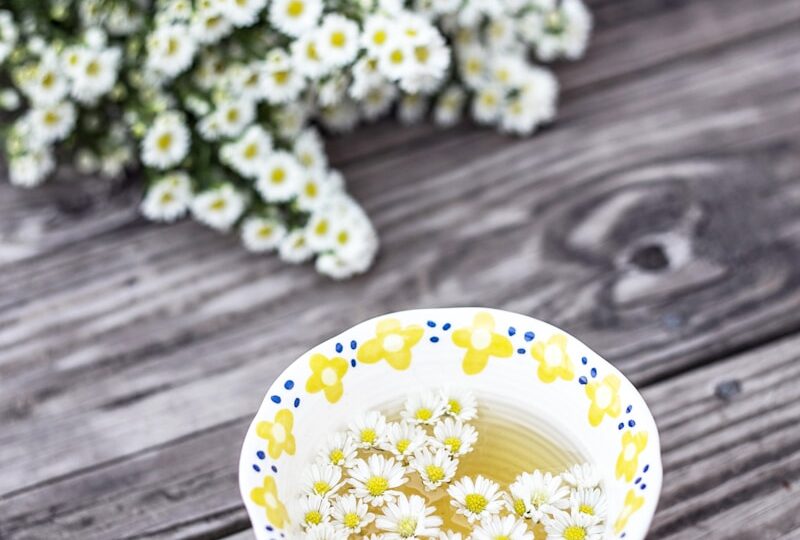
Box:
402, 390, 446, 425
432, 417, 477, 457
382, 421, 428, 461
471, 514, 534, 540
447, 475, 503, 524
331, 494, 375, 535
508, 470, 570, 523
298, 494, 332, 530
544, 508, 604, 540
452, 312, 513, 375
316, 431, 358, 469
561, 462, 601, 490
439, 387, 478, 422
348, 454, 408, 507
301, 462, 344, 498
569, 488, 607, 521
348, 410, 388, 450
410, 447, 458, 491
375, 493, 443, 539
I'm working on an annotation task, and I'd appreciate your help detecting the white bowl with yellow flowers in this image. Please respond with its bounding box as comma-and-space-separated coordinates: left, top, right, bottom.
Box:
239, 308, 661, 539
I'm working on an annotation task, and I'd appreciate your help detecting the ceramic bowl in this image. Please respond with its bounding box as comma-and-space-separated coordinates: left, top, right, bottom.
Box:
239, 307, 662, 539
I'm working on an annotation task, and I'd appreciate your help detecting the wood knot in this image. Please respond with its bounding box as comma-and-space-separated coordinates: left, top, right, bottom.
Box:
629, 243, 670, 271
714, 379, 742, 401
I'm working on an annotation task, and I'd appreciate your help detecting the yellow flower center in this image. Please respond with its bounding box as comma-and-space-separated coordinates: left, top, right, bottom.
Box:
330, 31, 346, 48
226, 108, 239, 123
206, 15, 223, 29
448, 399, 462, 414
304, 181, 318, 197
444, 436, 461, 453
365, 476, 388, 496
372, 30, 387, 46
160, 191, 175, 205
243, 143, 258, 159
513, 498, 527, 516
306, 42, 319, 61
271, 423, 286, 444
480, 93, 497, 107
595, 385, 613, 409
304, 510, 322, 525
343, 512, 360, 529
337, 230, 349, 246
425, 465, 445, 483
470, 328, 492, 350
271, 167, 286, 184
43, 111, 60, 125
564, 525, 587, 540
300, 152, 314, 167
390, 49, 404, 64
329, 448, 344, 464
495, 536, 511, 540
274, 70, 289, 85
156, 133, 173, 151
464, 493, 488, 514
415, 408, 433, 421
496, 68, 510, 84
414, 46, 429, 63
397, 517, 417, 536
312, 481, 331, 495
579, 503, 595, 515
166, 37, 178, 55
210, 198, 227, 211
40, 71, 55, 87
360, 428, 377, 444
314, 219, 329, 236
396, 438, 410, 453
258, 225, 274, 238
287, 0, 304, 16
320, 367, 338, 387
466, 58, 482, 75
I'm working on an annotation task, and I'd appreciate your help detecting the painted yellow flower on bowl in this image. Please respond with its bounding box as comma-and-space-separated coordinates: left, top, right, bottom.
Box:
614, 488, 645, 534
306, 353, 349, 403
616, 430, 648, 482
356, 318, 424, 370
585, 373, 622, 426
256, 409, 296, 460
530, 333, 575, 383
250, 476, 289, 529
452, 312, 513, 375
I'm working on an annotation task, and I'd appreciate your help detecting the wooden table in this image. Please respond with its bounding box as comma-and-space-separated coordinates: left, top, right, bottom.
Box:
2, 0, 800, 538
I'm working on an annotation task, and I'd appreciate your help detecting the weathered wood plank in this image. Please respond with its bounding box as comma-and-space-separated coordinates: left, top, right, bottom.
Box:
3, 316, 800, 539
1, 19, 800, 498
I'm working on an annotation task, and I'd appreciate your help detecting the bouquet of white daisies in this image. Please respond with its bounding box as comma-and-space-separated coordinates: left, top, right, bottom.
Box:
0, 0, 591, 278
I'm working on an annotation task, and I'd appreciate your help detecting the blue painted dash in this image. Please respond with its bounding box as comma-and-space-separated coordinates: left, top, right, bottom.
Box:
253, 464, 261, 472
256, 450, 265, 460
350, 340, 357, 350
524, 331, 535, 341
350, 358, 357, 367
427, 320, 436, 328
581, 356, 588, 365
640, 484, 646, 490
628, 419, 636, 428
266, 525, 273, 531
643, 464, 650, 473
579, 376, 588, 385
430, 336, 439, 343
626, 404, 633, 413
293, 397, 300, 408
517, 348, 526, 354
634, 477, 641, 484
618, 422, 625, 430
270, 395, 281, 404
590, 367, 597, 378
335, 343, 343, 353
284, 380, 294, 390
443, 323, 451, 330
271, 465, 278, 473
508, 326, 517, 336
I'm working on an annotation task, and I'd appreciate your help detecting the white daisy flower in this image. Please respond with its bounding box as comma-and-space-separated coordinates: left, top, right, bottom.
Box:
434, 85, 466, 127
316, 432, 359, 469
240, 216, 287, 252
213, 99, 256, 138
361, 81, 398, 121
224, 0, 268, 27
347, 411, 388, 450
398, 93, 428, 125
378, 38, 414, 82
301, 462, 344, 498
261, 50, 306, 104
140, 172, 193, 222
291, 31, 331, 79
485, 15, 517, 51
543, 509, 604, 540
489, 55, 526, 89
293, 129, 328, 172
437, 532, 463, 540
536, 0, 592, 61
146, 24, 197, 78
318, 73, 351, 107
350, 56, 386, 101
28, 101, 76, 144
23, 55, 68, 106
269, 0, 323, 37
472, 514, 533, 540
190, 184, 246, 231
305, 523, 349, 540
0, 88, 20, 110
376, 493, 443, 539
299, 494, 332, 530
500, 95, 540, 136
447, 475, 503, 524
220, 125, 273, 179
9, 147, 55, 188
402, 391, 446, 426
457, 44, 488, 90
317, 14, 360, 67
279, 229, 314, 263
320, 99, 360, 133
508, 470, 570, 523
0, 10, 19, 65
296, 170, 336, 212
141, 112, 190, 170
305, 207, 336, 251
331, 494, 375, 535
70, 46, 121, 104
472, 84, 504, 125
410, 447, 458, 491
432, 418, 478, 456
382, 422, 428, 461
570, 488, 607, 521
349, 454, 408, 507
517, 67, 558, 123
561, 463, 601, 490
106, 3, 145, 35
190, 6, 233, 44
256, 150, 303, 202
315, 250, 370, 280
361, 14, 394, 54
438, 388, 478, 422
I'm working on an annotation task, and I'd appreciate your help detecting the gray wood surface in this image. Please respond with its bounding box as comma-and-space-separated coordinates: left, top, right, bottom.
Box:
2, 0, 800, 538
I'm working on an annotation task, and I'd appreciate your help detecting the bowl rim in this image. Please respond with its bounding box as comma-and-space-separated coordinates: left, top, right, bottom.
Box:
238, 306, 663, 539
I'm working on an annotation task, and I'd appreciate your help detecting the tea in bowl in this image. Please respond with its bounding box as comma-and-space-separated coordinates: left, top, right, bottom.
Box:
239, 308, 661, 539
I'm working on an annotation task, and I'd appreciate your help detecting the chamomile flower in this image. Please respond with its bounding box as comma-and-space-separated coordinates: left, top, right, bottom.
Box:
141, 112, 190, 169
432, 418, 477, 456
318, 73, 350, 107
0, 88, 20, 110
315, 251, 368, 279
317, 14, 360, 67
509, 470, 570, 523
279, 229, 314, 263
191, 6, 233, 44
28, 101, 76, 143
570, 488, 607, 521
140, 172, 193, 222
261, 49, 306, 104
68, 46, 122, 104
347, 411, 388, 450
320, 99, 360, 133
0, 10, 18, 65
361, 81, 398, 121
316, 432, 358, 469
213, 99, 256, 137
331, 494, 375, 535
270, 0, 323, 37
9, 147, 55, 188
256, 150, 303, 202
382, 422, 428, 461
447, 475, 503, 524
472, 84, 504, 125
485, 15, 517, 51
517, 66, 558, 123
190, 184, 246, 231
224, 0, 268, 27
293, 129, 328, 172
361, 15, 394, 54
440, 388, 478, 422
22, 55, 68, 105
457, 44, 487, 89
240, 216, 287, 252
398, 93, 428, 124
301, 462, 344, 498
348, 454, 408, 506
472, 514, 534, 540
379, 38, 414, 82
146, 24, 197, 78
305, 523, 348, 540
376, 493, 443, 539
291, 32, 330, 79
437, 532, 463, 540
296, 170, 336, 211
349, 57, 384, 100
220, 125, 273, 179
434, 85, 466, 127
299, 494, 332, 529
543, 509, 604, 540
535, 0, 592, 61
561, 463, 601, 490
410, 447, 458, 491
402, 391, 446, 426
